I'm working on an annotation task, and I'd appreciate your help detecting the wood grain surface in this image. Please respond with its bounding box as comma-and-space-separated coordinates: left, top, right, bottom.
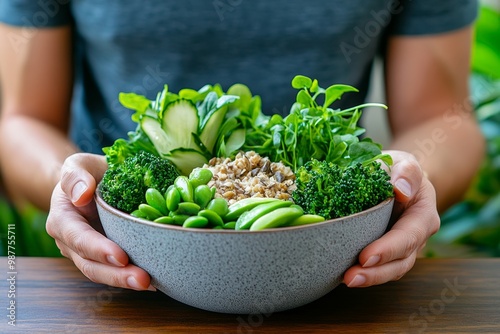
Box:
1, 257, 499, 333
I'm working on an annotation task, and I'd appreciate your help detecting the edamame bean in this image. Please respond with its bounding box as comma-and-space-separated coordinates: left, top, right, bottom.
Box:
194, 184, 213, 209
172, 214, 190, 225
154, 216, 175, 224
166, 186, 181, 212
223, 221, 236, 229
235, 200, 293, 230
224, 197, 278, 221
286, 214, 325, 226
130, 209, 147, 219
290, 204, 305, 213
176, 202, 201, 216
145, 188, 168, 215
174, 176, 194, 203
198, 209, 224, 227
206, 198, 229, 218
189, 168, 213, 188
138, 204, 163, 221
182, 216, 209, 228
249, 207, 304, 231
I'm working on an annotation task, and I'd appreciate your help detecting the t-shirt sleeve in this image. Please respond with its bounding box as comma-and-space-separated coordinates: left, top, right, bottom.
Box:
0, 0, 72, 28
390, 0, 478, 35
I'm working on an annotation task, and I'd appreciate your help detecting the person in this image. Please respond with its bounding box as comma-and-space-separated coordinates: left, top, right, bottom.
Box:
0, 1, 485, 291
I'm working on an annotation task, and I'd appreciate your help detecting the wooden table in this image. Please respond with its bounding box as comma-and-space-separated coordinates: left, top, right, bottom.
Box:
1, 257, 500, 333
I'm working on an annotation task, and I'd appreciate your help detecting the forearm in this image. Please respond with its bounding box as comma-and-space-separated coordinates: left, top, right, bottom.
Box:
0, 113, 78, 211
389, 114, 485, 212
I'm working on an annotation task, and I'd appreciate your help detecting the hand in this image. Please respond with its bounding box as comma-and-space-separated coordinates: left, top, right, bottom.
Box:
343, 150, 440, 287
46, 153, 155, 291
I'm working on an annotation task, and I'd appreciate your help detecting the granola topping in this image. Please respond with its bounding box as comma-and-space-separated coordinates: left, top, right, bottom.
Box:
202, 151, 296, 205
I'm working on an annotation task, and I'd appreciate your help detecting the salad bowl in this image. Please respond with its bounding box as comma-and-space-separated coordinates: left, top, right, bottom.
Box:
95, 189, 394, 314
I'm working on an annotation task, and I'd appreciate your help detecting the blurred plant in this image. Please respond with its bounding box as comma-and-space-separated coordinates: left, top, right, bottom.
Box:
429, 3, 500, 257
0, 193, 60, 257
432, 74, 500, 257
471, 4, 500, 80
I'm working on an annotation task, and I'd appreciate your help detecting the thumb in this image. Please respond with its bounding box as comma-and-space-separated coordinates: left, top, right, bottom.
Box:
59, 153, 108, 207
384, 150, 423, 203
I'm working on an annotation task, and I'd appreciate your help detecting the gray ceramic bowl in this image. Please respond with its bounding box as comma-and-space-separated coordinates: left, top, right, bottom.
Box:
95, 190, 394, 314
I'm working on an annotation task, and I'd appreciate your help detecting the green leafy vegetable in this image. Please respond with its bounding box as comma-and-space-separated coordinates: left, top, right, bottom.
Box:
242, 75, 392, 171
104, 83, 256, 175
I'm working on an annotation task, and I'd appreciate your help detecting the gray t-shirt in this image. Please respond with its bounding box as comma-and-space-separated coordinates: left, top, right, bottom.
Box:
0, 0, 477, 153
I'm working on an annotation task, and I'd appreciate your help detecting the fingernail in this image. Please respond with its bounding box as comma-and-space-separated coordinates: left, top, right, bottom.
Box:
347, 275, 366, 288
363, 255, 380, 268
395, 179, 412, 197
106, 255, 125, 267
147, 284, 157, 292
71, 181, 87, 202
127, 276, 143, 290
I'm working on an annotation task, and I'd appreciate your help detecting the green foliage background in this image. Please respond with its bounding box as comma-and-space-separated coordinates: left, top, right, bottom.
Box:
427, 4, 500, 257
0, 197, 60, 257
1, 3, 499, 257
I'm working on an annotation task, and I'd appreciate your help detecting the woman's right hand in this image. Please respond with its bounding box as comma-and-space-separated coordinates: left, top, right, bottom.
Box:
46, 153, 155, 291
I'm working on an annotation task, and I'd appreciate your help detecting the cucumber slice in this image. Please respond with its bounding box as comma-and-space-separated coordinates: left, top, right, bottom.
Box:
199, 105, 228, 154
167, 148, 209, 176
141, 116, 174, 156
161, 99, 199, 151
224, 128, 246, 156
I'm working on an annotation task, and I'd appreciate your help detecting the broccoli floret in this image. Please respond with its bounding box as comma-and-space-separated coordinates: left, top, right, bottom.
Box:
100, 151, 180, 213
292, 159, 394, 219
103, 129, 158, 169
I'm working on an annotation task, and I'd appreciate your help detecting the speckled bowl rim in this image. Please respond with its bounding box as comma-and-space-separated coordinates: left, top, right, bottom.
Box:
95, 187, 394, 234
